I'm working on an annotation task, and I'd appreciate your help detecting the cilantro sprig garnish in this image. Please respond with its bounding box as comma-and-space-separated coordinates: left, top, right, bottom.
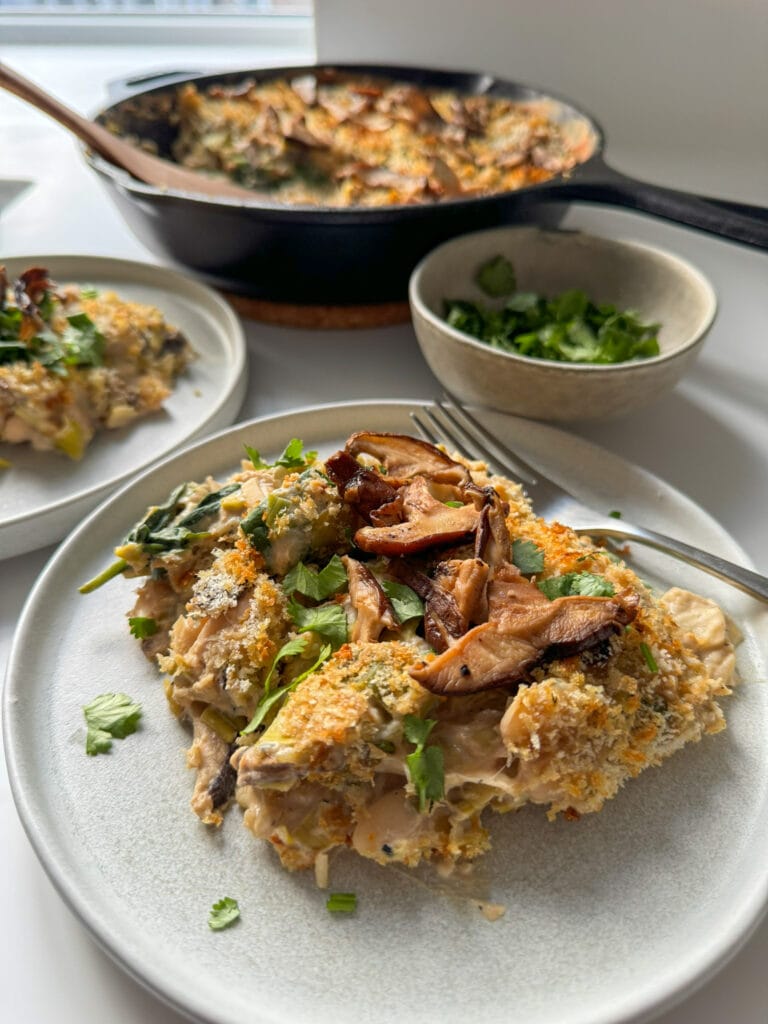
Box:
537, 572, 616, 600
403, 714, 445, 813
128, 616, 158, 639
512, 538, 545, 575
83, 692, 142, 755
208, 897, 240, 931
244, 437, 318, 471
241, 640, 332, 735
283, 554, 348, 601
445, 254, 661, 365
288, 599, 348, 649
0, 271, 107, 372
380, 580, 424, 624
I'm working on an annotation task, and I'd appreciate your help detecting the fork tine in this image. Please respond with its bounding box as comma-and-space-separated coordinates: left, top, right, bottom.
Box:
409, 408, 442, 447
411, 402, 532, 487
435, 394, 541, 487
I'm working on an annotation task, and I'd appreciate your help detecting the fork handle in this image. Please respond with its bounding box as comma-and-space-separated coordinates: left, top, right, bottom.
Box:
580, 525, 768, 603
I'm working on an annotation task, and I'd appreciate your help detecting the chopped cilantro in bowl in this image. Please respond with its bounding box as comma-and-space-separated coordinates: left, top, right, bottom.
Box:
443, 254, 661, 366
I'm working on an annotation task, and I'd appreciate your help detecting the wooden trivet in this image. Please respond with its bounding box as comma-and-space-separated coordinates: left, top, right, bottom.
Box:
222, 292, 411, 330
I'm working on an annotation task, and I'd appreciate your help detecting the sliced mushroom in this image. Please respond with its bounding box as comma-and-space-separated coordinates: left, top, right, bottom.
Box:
325, 450, 401, 520
433, 557, 490, 627
14, 266, 52, 324
345, 432, 470, 485
426, 156, 463, 198
474, 488, 511, 567
411, 563, 638, 695
354, 476, 479, 556
342, 555, 397, 642
394, 561, 466, 653
207, 743, 237, 809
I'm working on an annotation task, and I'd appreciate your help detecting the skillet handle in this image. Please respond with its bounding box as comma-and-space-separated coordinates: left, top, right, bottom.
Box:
558, 159, 768, 250
105, 69, 204, 104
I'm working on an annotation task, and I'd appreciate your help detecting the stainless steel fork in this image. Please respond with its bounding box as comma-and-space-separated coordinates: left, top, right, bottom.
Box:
410, 396, 768, 604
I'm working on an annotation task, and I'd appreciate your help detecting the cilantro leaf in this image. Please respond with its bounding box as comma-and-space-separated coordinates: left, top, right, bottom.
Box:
260, 634, 310, 698
512, 538, 545, 575
83, 693, 142, 755
406, 745, 445, 813
476, 254, 516, 297
443, 262, 661, 366
128, 616, 158, 639
61, 313, 105, 367
244, 443, 269, 469
208, 897, 240, 931
283, 555, 348, 601
380, 580, 424, 624
242, 438, 317, 471
288, 599, 348, 649
403, 714, 444, 813
275, 437, 318, 468
241, 643, 332, 734
537, 572, 615, 600
403, 714, 436, 747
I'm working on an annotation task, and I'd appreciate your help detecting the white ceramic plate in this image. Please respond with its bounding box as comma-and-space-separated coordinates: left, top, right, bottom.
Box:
0, 255, 247, 558
5, 401, 768, 1024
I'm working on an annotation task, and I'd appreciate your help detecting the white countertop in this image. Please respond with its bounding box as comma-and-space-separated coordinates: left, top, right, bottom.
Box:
1, 43, 767, 1024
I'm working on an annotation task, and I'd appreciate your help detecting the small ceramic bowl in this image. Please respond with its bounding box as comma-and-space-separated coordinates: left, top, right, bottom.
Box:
409, 226, 717, 421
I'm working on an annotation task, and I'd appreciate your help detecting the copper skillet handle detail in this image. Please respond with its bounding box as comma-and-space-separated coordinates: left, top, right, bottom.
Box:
553, 156, 768, 251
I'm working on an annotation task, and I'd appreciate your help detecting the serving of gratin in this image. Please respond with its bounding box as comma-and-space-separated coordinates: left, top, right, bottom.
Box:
167, 73, 592, 206
85, 431, 736, 879
0, 267, 193, 459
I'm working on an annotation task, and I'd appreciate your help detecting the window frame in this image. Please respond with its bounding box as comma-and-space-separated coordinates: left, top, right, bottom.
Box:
0, 11, 314, 47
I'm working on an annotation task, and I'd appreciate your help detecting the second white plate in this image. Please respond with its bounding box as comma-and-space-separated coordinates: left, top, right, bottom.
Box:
0, 254, 247, 558
5, 401, 768, 1024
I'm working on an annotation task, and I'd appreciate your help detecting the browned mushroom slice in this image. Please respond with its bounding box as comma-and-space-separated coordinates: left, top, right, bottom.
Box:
433, 557, 490, 627
14, 266, 52, 324
394, 561, 466, 653
326, 450, 401, 520
426, 156, 463, 198
474, 488, 511, 568
345, 432, 470, 485
412, 563, 637, 695
342, 556, 397, 642
354, 477, 479, 556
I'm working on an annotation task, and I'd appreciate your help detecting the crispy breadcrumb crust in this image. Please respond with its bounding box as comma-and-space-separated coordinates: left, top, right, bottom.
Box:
124, 447, 737, 875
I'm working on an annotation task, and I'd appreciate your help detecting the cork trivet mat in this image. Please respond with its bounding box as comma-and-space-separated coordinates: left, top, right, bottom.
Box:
223, 292, 411, 330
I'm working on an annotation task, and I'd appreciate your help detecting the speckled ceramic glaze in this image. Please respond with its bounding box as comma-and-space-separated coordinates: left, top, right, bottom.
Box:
4, 402, 767, 1024
409, 227, 717, 421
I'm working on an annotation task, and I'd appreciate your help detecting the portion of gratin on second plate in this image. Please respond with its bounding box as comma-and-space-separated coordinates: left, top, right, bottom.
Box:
0, 266, 193, 459
85, 431, 737, 875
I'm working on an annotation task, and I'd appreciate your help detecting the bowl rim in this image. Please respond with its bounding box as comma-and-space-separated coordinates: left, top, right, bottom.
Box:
408, 225, 718, 374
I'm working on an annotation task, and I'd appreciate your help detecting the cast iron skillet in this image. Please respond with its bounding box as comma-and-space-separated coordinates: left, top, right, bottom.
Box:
88, 63, 768, 304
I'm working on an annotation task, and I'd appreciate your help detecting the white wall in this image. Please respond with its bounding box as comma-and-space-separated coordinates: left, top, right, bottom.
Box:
314, 0, 768, 201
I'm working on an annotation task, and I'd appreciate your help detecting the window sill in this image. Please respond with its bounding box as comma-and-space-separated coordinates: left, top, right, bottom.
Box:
0, 12, 314, 47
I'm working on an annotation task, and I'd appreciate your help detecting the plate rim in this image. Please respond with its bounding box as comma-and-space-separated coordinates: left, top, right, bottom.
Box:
0, 253, 247, 542
4, 398, 767, 1024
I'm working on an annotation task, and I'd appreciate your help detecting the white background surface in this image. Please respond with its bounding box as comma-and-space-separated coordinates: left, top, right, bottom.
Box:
1, 6, 768, 1021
